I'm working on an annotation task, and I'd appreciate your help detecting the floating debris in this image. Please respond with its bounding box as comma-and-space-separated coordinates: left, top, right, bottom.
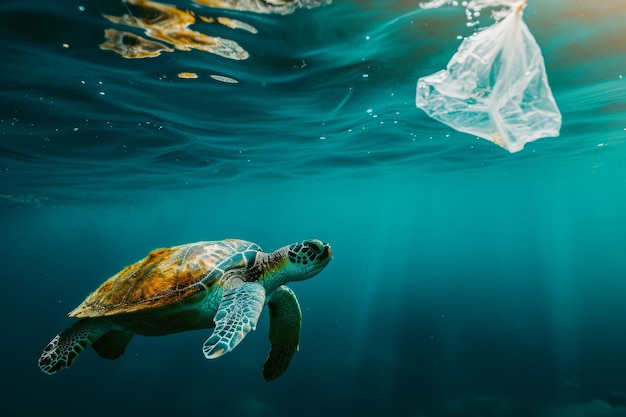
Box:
210, 74, 239, 84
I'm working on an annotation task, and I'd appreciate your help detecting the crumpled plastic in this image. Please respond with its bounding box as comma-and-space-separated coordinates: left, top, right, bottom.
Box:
416, 0, 561, 152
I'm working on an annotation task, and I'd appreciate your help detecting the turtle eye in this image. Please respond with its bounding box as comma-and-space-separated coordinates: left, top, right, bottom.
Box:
307, 240, 324, 254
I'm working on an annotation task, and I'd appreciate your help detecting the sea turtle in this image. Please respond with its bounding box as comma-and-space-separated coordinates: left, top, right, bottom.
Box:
38, 238, 332, 381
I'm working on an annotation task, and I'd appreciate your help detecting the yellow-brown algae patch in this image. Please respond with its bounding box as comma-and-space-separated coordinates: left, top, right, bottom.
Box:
198, 16, 215, 23
178, 72, 198, 79
100, 29, 174, 58
150, 27, 249, 60
103, 0, 196, 32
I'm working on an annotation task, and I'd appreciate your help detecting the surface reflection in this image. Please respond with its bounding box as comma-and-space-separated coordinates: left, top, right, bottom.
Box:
100, 0, 251, 59
99, 0, 331, 59
193, 0, 332, 15
100, 28, 174, 58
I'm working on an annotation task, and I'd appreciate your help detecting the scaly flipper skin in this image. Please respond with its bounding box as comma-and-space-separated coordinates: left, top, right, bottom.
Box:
38, 318, 114, 374
263, 285, 302, 381
203, 282, 266, 359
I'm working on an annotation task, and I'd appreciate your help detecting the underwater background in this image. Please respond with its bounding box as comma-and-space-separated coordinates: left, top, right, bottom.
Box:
1, 0, 626, 416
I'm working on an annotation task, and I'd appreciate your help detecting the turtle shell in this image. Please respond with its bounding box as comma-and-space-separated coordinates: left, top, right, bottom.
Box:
69, 239, 260, 318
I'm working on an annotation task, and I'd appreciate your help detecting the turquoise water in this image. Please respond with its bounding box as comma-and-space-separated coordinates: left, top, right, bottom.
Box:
2, 0, 626, 416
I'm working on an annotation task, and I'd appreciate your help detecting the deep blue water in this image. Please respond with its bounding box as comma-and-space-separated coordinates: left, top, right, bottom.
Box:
2, 0, 626, 416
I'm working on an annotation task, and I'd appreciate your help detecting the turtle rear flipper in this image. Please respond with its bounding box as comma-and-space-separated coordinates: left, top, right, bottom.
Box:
38, 318, 113, 374
263, 285, 302, 381
91, 330, 134, 360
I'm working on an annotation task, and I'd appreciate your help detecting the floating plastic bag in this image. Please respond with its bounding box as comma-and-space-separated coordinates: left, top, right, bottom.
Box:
416, 1, 561, 152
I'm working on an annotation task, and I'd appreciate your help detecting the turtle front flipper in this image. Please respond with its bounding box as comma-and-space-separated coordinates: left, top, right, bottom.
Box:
263, 285, 302, 381
203, 282, 265, 359
38, 318, 114, 374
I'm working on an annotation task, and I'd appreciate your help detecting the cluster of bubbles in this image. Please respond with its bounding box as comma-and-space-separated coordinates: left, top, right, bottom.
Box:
420, 0, 519, 27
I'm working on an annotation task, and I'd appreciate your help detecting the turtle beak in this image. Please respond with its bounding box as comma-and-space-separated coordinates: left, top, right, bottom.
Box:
315, 241, 332, 262
323, 243, 332, 261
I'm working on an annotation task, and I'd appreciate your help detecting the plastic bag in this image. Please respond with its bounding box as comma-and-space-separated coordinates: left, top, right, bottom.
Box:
416, 1, 561, 152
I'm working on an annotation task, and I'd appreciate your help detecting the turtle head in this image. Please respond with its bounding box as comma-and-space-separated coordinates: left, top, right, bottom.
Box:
266, 239, 332, 284
287, 239, 332, 279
